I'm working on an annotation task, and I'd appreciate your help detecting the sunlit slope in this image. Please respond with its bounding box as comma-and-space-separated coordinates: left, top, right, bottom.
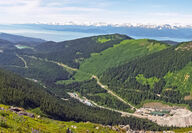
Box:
0, 104, 116, 133
74, 39, 169, 81
34, 34, 130, 68
99, 41, 192, 106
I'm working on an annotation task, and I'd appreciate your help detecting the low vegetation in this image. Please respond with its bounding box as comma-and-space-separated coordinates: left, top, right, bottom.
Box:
136, 74, 160, 89
164, 62, 192, 94
0, 104, 117, 133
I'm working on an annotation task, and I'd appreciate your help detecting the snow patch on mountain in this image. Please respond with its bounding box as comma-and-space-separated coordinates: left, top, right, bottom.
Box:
33, 22, 192, 29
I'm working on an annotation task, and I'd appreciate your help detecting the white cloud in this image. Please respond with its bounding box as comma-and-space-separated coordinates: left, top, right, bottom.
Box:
46, 2, 62, 7
0, 0, 41, 6
0, 0, 191, 26
0, 0, 106, 24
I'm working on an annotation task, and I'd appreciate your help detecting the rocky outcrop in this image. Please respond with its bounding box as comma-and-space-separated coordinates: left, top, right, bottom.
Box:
9, 106, 35, 118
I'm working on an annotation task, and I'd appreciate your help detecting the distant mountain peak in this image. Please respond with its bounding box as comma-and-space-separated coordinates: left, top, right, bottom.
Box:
32, 22, 192, 29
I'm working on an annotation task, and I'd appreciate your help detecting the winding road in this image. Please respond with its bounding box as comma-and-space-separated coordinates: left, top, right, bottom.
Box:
91, 75, 137, 111
21, 54, 137, 112
68, 91, 145, 119
24, 55, 78, 72
49, 60, 78, 72
16, 54, 28, 68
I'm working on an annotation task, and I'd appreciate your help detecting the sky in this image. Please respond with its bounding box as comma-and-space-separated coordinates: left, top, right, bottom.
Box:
0, 0, 192, 25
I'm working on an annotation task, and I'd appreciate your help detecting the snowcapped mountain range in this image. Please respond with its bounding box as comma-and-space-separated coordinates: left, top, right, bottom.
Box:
34, 22, 192, 29
0, 22, 192, 42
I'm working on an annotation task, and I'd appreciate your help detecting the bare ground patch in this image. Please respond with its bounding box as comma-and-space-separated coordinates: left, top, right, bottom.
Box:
135, 102, 192, 127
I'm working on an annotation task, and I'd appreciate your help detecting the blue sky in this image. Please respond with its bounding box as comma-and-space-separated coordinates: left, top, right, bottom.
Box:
0, 0, 191, 25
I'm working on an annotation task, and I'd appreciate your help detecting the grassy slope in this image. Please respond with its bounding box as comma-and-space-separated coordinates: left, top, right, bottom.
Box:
95, 34, 126, 43
73, 39, 168, 81
136, 74, 160, 89
163, 42, 192, 94
164, 61, 192, 94
0, 104, 116, 133
174, 127, 192, 133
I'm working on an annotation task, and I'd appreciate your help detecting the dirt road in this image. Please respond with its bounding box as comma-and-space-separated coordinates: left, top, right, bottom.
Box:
24, 55, 78, 72
16, 54, 28, 68
92, 75, 137, 110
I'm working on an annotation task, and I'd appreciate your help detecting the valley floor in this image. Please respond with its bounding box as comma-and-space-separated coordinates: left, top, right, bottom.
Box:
13, 54, 192, 128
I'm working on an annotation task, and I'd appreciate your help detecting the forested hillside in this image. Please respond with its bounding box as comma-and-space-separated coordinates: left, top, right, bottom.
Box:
2, 33, 192, 130
0, 34, 173, 117
100, 42, 192, 107
33, 34, 130, 68
0, 39, 15, 50
73, 39, 168, 81
0, 68, 168, 131
0, 34, 130, 83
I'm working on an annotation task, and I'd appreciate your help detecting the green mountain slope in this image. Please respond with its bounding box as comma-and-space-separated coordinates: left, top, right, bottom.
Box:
100, 42, 192, 107
164, 62, 192, 94
4, 55, 72, 83
0, 34, 131, 84
0, 68, 49, 108
54, 38, 170, 115
33, 34, 130, 68
0, 68, 166, 131
73, 39, 168, 82
2, 33, 192, 129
